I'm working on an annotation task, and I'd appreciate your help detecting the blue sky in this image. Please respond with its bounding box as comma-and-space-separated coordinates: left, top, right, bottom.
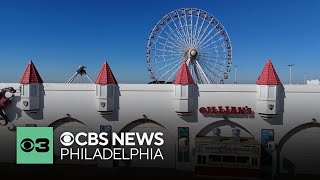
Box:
0, 0, 319, 84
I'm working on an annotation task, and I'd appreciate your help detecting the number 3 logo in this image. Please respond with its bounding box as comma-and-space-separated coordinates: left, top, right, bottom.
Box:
20, 138, 50, 153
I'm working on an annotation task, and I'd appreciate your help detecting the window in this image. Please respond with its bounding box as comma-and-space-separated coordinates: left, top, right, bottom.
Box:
107, 86, 113, 97
260, 86, 267, 98
181, 85, 187, 97
30, 85, 37, 96
268, 86, 275, 98
209, 155, 221, 162
222, 156, 235, 163
197, 155, 206, 164
100, 85, 106, 97
236, 156, 249, 164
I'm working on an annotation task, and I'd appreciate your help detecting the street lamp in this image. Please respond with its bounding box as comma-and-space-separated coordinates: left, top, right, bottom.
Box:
234, 65, 238, 84
304, 73, 307, 85
287, 64, 295, 84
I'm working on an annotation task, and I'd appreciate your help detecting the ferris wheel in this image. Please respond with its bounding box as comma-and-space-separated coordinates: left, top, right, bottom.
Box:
146, 8, 232, 84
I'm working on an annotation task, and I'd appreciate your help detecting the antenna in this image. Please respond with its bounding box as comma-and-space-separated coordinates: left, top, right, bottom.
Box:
67, 65, 94, 83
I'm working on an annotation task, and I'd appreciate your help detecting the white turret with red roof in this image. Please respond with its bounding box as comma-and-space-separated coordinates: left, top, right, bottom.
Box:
95, 61, 118, 115
19, 60, 43, 112
172, 60, 195, 116
256, 59, 284, 119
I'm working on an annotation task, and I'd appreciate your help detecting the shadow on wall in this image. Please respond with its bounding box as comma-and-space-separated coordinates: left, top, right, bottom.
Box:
196, 119, 254, 137
202, 112, 255, 119
180, 85, 199, 123
4, 96, 22, 123
282, 158, 296, 176
25, 84, 45, 120
101, 85, 120, 121
278, 122, 320, 174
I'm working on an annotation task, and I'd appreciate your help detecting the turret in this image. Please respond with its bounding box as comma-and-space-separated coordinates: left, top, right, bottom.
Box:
173, 60, 195, 116
256, 60, 284, 119
95, 61, 118, 115
19, 60, 43, 113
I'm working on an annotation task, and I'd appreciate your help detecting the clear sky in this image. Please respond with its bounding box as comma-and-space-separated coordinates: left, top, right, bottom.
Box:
0, 0, 319, 84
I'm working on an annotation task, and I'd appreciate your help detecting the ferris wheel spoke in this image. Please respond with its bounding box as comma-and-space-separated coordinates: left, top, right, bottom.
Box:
192, 10, 200, 46
196, 22, 220, 47
155, 35, 183, 49
195, 14, 206, 45
199, 37, 227, 51
197, 62, 216, 84
170, 16, 189, 46
166, 23, 188, 47
150, 48, 181, 54
161, 29, 186, 48
155, 58, 182, 72
199, 51, 226, 57
158, 59, 182, 80
163, 20, 189, 47
198, 59, 223, 78
152, 54, 181, 57
199, 44, 227, 52
181, 10, 191, 47
165, 63, 182, 83
197, 60, 221, 83
154, 41, 180, 50
200, 57, 227, 67
196, 21, 211, 47
189, 9, 193, 46
198, 54, 230, 60
198, 30, 225, 50
151, 56, 182, 65
176, 11, 189, 46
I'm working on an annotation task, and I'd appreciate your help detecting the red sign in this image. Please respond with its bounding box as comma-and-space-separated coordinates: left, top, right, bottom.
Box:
199, 106, 252, 115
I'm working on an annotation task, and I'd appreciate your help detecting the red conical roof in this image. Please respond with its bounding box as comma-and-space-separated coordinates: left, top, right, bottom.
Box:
173, 60, 195, 85
256, 59, 282, 85
95, 61, 117, 84
20, 60, 43, 84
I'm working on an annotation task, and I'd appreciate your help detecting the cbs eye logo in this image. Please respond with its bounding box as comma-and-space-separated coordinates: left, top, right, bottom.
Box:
20, 138, 50, 153
60, 132, 74, 146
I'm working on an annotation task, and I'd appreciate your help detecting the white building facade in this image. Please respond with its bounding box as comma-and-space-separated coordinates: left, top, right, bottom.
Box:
0, 60, 320, 176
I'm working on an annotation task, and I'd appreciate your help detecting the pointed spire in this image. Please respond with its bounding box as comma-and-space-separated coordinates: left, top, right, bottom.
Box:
256, 59, 282, 85
95, 61, 118, 85
173, 60, 195, 85
20, 60, 43, 84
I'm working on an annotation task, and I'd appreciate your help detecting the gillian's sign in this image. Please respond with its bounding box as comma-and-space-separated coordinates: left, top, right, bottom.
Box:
199, 106, 252, 115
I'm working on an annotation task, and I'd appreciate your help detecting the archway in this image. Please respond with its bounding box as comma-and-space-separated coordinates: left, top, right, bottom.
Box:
116, 118, 175, 169
279, 122, 320, 175
194, 120, 260, 177
49, 117, 97, 165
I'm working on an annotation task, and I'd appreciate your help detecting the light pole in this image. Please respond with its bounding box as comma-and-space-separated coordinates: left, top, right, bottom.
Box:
304, 73, 307, 85
234, 65, 238, 84
287, 64, 295, 84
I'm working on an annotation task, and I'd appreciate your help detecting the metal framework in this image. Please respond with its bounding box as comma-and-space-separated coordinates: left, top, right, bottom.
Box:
67, 65, 94, 83
146, 8, 232, 84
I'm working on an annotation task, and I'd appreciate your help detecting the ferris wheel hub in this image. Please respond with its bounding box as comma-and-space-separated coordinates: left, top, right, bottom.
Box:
189, 49, 198, 58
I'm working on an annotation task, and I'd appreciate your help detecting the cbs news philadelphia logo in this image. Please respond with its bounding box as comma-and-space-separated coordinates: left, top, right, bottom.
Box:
16, 127, 53, 164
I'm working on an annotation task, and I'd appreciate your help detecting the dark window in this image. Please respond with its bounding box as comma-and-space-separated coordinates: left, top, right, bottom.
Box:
202, 156, 207, 164
236, 156, 249, 163
197, 155, 202, 164
222, 156, 235, 163
209, 155, 221, 162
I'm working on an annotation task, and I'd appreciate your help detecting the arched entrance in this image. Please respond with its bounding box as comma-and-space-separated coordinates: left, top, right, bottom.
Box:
116, 118, 175, 169
279, 122, 320, 175
194, 120, 260, 177
49, 117, 97, 165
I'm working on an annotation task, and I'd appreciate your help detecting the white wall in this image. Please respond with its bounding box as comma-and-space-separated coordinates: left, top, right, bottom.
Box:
0, 83, 320, 174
